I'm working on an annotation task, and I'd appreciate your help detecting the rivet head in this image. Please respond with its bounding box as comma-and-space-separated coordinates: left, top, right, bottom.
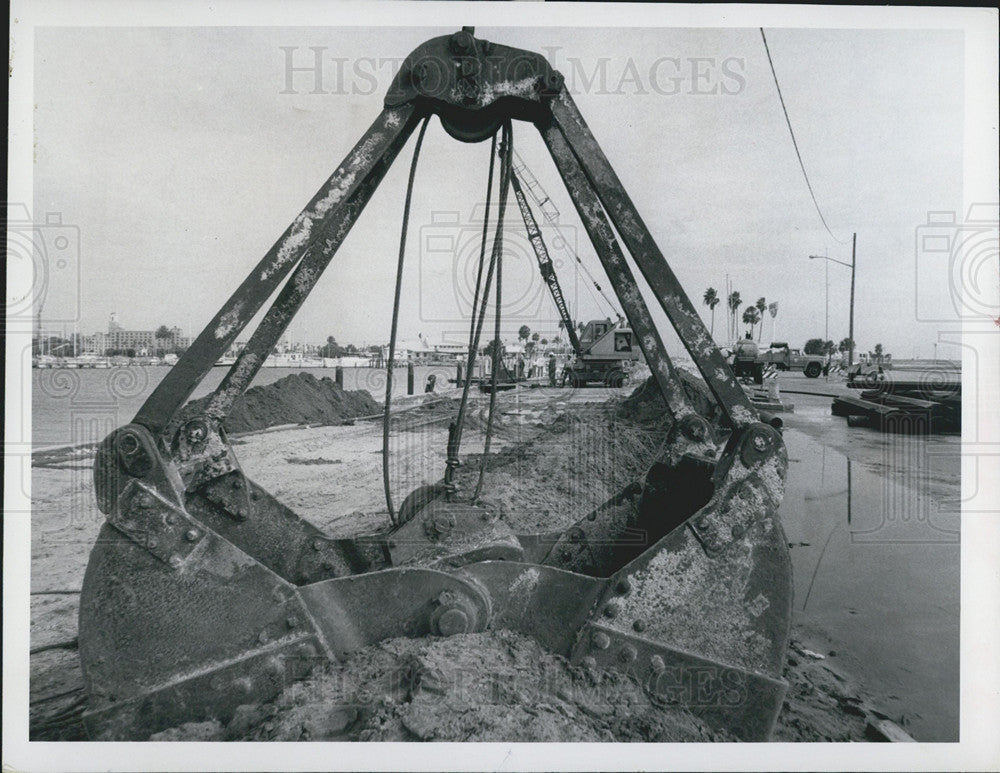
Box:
752, 434, 770, 452
286, 616, 299, 629
633, 619, 647, 633
731, 524, 745, 539
146, 537, 158, 549
581, 655, 597, 671
618, 644, 638, 663
119, 432, 140, 454
184, 529, 200, 542
312, 538, 323, 551
258, 631, 269, 644
603, 602, 620, 619
232, 478, 243, 489
436, 608, 471, 637
695, 516, 710, 530
616, 578, 632, 595
168, 555, 183, 569
591, 631, 611, 650
184, 420, 208, 444
650, 654, 666, 673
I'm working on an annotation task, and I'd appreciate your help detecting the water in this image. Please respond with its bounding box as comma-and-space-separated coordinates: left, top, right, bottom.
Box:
779, 428, 959, 741
31, 364, 457, 448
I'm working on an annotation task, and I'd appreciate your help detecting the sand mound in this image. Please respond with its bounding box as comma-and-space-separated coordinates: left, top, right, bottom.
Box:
151, 630, 727, 742
617, 369, 722, 427
182, 372, 379, 435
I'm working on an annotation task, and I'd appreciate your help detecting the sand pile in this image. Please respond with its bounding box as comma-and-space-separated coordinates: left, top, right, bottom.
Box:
183, 373, 379, 435
616, 369, 722, 427
151, 630, 728, 743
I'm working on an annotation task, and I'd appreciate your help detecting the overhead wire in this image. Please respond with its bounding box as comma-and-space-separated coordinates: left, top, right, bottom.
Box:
759, 28, 851, 246
383, 115, 431, 526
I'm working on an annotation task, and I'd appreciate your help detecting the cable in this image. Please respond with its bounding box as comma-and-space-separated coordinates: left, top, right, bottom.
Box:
445, 134, 500, 498
474, 121, 514, 503
760, 28, 850, 246
383, 115, 431, 526
444, 134, 506, 500
467, 133, 499, 368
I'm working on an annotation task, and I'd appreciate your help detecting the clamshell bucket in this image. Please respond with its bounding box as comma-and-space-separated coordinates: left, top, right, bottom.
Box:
79, 28, 793, 741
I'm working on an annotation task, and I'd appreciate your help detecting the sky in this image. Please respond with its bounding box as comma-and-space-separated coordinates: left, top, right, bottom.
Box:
32, 24, 971, 359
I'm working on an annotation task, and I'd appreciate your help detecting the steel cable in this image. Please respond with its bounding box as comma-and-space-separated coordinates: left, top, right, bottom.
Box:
474, 121, 514, 503
445, 134, 499, 498
444, 126, 512, 498
383, 115, 431, 526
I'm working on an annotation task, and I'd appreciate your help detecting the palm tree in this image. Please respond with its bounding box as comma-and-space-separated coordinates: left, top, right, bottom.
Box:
767, 302, 779, 344
155, 325, 172, 356
742, 306, 761, 340
727, 291, 742, 342
703, 287, 720, 338
754, 297, 767, 341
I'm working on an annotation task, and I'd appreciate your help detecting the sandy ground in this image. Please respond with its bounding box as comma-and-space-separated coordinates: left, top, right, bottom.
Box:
29, 378, 914, 742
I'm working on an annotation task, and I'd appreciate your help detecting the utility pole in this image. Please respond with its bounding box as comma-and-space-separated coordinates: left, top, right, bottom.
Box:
848, 233, 856, 367
809, 244, 856, 366
823, 256, 829, 344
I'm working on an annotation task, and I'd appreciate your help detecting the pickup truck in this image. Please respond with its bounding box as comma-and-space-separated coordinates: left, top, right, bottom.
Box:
758, 343, 827, 378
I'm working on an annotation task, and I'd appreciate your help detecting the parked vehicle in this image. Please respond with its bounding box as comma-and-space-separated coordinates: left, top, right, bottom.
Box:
758, 343, 827, 378
730, 338, 764, 384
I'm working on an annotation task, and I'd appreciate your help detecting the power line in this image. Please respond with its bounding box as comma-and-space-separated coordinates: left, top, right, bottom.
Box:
760, 28, 851, 246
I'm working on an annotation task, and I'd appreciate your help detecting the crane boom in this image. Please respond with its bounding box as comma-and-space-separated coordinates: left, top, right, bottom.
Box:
510, 168, 582, 354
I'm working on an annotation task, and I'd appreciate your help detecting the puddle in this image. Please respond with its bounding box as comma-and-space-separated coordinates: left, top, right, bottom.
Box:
778, 428, 959, 741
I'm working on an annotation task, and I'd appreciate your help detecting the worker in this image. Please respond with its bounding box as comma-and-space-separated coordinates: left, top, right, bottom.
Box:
424, 373, 436, 393
547, 354, 557, 386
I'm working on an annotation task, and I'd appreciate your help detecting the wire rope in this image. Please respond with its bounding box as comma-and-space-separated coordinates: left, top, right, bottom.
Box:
383, 115, 431, 526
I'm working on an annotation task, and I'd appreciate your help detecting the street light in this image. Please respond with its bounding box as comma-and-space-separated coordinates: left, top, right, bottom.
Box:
808, 233, 857, 367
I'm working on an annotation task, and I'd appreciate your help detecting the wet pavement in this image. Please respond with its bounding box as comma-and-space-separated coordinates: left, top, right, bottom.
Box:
773, 372, 960, 741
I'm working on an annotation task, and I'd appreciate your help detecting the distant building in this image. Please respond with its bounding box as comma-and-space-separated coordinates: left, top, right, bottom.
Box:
81, 313, 189, 355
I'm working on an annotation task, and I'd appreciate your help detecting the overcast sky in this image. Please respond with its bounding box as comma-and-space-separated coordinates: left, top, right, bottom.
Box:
34, 24, 968, 358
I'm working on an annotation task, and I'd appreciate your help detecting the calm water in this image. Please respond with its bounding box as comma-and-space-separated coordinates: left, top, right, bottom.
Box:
779, 428, 959, 741
31, 368, 959, 740
31, 364, 457, 448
